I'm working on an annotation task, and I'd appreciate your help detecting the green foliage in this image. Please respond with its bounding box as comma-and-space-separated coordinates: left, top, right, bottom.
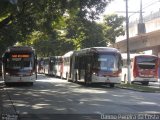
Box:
65, 14, 107, 50
81, 21, 106, 48
102, 14, 125, 44
1, 0, 125, 57
67, 0, 111, 21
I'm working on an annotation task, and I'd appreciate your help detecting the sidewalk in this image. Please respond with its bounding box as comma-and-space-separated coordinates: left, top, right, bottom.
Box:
0, 77, 17, 119
149, 80, 160, 88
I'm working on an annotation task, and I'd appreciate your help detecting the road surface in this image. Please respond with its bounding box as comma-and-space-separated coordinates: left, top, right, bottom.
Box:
1, 75, 160, 120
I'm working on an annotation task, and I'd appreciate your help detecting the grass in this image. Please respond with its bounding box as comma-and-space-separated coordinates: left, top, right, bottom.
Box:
116, 83, 160, 93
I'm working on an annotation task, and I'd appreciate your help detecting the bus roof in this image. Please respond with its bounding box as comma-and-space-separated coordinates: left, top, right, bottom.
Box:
121, 53, 158, 59
6, 46, 34, 52
63, 51, 74, 57
77, 47, 120, 54
62, 47, 120, 57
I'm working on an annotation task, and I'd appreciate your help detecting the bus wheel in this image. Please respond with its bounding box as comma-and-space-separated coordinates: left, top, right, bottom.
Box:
84, 81, 90, 86
109, 83, 115, 88
29, 82, 33, 86
5, 83, 10, 86
142, 81, 149, 86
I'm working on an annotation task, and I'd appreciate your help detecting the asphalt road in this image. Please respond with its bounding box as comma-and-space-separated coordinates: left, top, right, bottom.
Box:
1, 75, 160, 120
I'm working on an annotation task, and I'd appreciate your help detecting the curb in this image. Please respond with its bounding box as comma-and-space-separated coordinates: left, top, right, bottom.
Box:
116, 85, 160, 93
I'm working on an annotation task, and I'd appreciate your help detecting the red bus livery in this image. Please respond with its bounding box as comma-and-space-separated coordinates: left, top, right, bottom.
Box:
132, 54, 158, 85
62, 47, 122, 87
121, 53, 159, 85
2, 46, 37, 85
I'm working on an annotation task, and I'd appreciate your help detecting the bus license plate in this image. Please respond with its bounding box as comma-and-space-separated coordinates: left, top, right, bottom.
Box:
105, 79, 110, 82
143, 79, 149, 81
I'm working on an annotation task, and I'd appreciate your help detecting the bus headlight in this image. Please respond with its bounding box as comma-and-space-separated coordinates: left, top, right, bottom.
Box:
93, 72, 98, 76
93, 72, 96, 75
5, 72, 10, 76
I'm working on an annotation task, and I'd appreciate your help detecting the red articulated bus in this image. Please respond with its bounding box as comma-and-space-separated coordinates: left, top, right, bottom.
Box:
62, 47, 122, 87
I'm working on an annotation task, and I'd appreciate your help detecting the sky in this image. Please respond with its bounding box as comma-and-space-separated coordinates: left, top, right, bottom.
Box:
103, 0, 160, 22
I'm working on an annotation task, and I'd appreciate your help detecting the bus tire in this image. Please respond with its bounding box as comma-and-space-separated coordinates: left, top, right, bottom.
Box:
5, 82, 10, 86
110, 83, 115, 88
142, 81, 149, 86
29, 82, 33, 86
84, 80, 90, 86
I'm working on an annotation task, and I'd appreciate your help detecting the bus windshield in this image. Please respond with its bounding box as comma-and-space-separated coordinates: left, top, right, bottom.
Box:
94, 54, 118, 72
6, 54, 33, 70
136, 56, 157, 69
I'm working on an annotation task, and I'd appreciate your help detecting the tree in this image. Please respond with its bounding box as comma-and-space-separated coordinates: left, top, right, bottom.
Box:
102, 14, 125, 44
65, 14, 107, 50
81, 21, 106, 48
0, 0, 112, 56
29, 0, 111, 54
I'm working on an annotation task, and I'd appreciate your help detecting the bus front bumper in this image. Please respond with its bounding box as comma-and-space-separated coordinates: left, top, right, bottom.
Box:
4, 74, 36, 83
132, 77, 158, 82
92, 74, 121, 84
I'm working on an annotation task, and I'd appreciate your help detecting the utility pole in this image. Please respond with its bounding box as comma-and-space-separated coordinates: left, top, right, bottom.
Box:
125, 0, 131, 84
139, 0, 143, 23
138, 0, 146, 34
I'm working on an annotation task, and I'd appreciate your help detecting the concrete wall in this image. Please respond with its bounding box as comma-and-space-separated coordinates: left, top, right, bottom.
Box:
152, 45, 160, 56
114, 11, 160, 55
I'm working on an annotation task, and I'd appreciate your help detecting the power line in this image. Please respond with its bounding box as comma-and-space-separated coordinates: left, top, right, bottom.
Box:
142, 0, 160, 10
115, 0, 159, 17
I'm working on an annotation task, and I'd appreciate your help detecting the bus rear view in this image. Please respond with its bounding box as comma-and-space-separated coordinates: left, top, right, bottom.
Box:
132, 55, 158, 85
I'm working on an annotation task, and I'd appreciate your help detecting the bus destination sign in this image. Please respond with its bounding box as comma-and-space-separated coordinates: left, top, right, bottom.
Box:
12, 54, 30, 58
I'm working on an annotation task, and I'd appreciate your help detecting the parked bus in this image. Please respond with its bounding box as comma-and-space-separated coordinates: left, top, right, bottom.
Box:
2, 46, 37, 85
121, 53, 159, 85
52, 56, 63, 77
42, 56, 63, 77
64, 47, 122, 87
61, 51, 74, 80
37, 58, 44, 74
43, 57, 50, 75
